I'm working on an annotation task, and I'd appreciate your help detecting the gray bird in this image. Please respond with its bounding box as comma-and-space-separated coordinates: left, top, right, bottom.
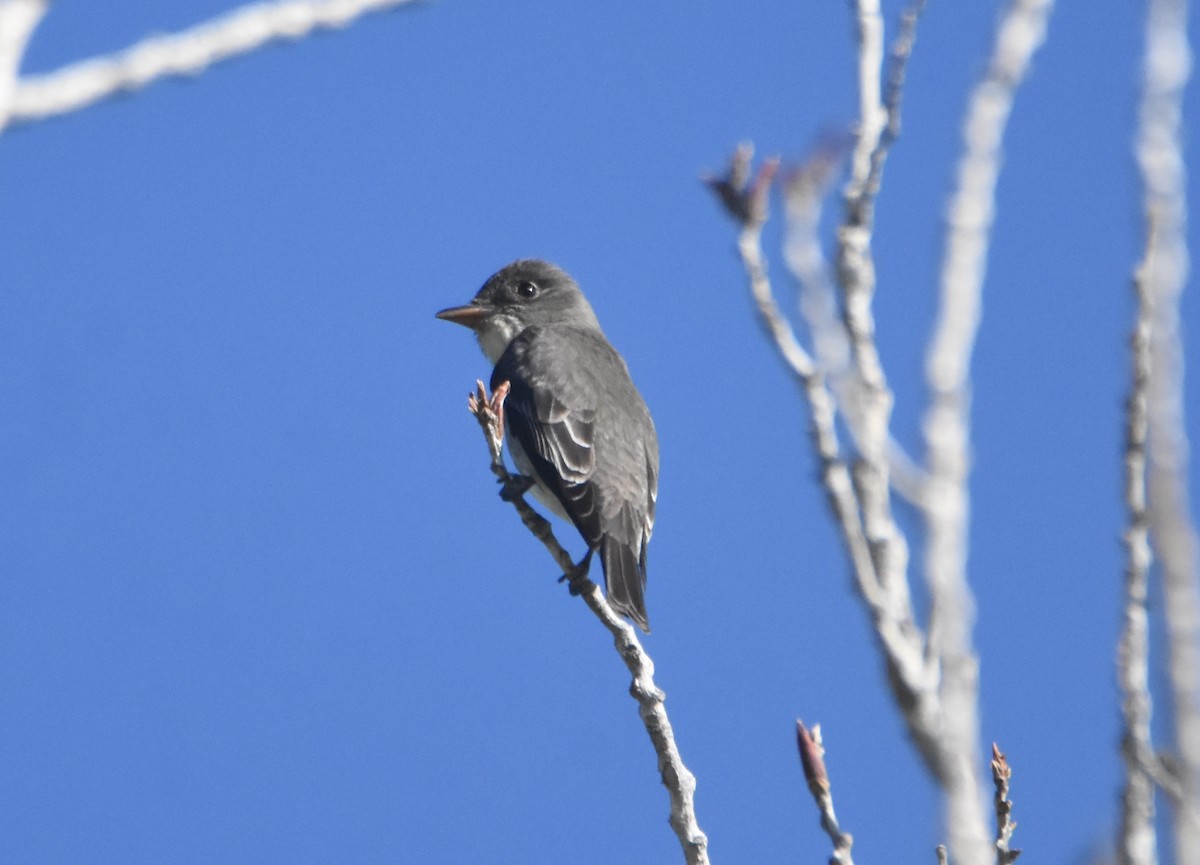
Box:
437, 260, 659, 632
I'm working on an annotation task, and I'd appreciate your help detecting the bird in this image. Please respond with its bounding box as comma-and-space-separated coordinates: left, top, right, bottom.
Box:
437, 259, 659, 632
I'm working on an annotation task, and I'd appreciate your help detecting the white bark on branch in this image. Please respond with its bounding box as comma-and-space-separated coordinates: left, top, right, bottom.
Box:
4, 0, 420, 129
784, 141, 928, 504
0, 0, 46, 128
837, 2, 944, 786
838, 13, 1020, 851
710, 7, 1008, 852
784, 148, 849, 387
733, 215, 888, 619
791, 1, 928, 511
707, 153, 938, 742
1136, 0, 1200, 858
920, 2, 1053, 862
1118, 225, 1160, 865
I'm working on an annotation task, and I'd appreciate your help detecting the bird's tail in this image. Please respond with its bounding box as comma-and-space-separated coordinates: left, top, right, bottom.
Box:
599, 535, 650, 633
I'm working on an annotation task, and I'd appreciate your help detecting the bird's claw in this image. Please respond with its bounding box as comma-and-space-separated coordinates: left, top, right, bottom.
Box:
557, 549, 594, 596
498, 473, 535, 502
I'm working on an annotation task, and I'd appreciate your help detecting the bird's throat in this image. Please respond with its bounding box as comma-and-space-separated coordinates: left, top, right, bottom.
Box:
476, 313, 525, 365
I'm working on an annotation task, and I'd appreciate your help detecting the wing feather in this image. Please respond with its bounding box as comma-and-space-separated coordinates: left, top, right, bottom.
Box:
493, 332, 603, 546
491, 325, 657, 633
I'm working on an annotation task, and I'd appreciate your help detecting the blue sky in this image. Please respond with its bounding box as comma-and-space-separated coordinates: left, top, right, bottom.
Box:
2, 1, 1198, 863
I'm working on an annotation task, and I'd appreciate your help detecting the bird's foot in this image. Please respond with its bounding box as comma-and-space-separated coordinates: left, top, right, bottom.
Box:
557, 549, 595, 596
498, 473, 535, 502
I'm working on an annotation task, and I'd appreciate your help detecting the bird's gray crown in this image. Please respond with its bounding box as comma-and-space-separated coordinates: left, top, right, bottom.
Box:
473, 259, 602, 332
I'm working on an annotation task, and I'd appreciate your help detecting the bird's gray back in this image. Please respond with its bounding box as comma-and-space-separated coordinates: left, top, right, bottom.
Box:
493, 325, 658, 547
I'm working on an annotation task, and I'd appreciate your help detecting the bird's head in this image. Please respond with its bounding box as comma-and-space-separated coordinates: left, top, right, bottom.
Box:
436, 259, 602, 363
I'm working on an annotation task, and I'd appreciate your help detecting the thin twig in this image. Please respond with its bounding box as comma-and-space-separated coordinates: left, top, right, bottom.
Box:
783, 140, 850, 385
840, 0, 974, 810
713, 157, 923, 676
990, 744, 1021, 865
466, 380, 710, 865
797, 721, 855, 865
707, 148, 941, 779
919, 1, 1054, 862
1135, 0, 1200, 859
864, 0, 928, 202
838, 3, 926, 757
839, 0, 897, 499
782, 1, 930, 510
1117, 222, 1161, 865
5, 0, 422, 128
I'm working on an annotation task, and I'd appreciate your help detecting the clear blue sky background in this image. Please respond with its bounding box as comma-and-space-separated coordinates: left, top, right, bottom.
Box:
2, 1, 1199, 863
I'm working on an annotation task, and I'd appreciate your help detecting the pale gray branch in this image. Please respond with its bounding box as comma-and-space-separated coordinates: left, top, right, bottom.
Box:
784, 160, 929, 511
708, 151, 941, 786
733, 219, 884, 618
5, 0, 420, 127
0, 0, 47, 129
713, 0, 949, 819
466, 381, 709, 865
837, 3, 969, 743
865, 0, 927, 202
1117, 225, 1160, 865
781, 5, 931, 512
838, 3, 931, 763
1136, 0, 1200, 857
838, 0, 985, 814
784, 149, 850, 384
919, 2, 1053, 862
888, 437, 932, 508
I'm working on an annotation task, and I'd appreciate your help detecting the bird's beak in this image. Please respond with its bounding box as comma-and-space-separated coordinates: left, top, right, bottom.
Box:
435, 302, 489, 330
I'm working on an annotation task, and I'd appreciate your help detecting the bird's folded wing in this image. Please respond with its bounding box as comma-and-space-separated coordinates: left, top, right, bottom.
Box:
498, 373, 604, 547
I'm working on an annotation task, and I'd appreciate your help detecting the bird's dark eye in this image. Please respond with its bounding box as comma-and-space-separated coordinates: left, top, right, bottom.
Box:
515, 280, 538, 299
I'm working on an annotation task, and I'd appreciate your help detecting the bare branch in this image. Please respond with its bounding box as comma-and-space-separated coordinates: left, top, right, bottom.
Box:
839, 0, 893, 428
840, 0, 979, 815
990, 744, 1021, 865
781, 4, 931, 510
713, 5, 1041, 859
1118, 225, 1161, 865
710, 164, 877, 611
785, 144, 929, 508
888, 436, 932, 509
708, 148, 942, 785
854, 0, 928, 511
0, 0, 47, 129
838, 0, 921, 722
797, 721, 855, 865
466, 381, 710, 865
1136, 0, 1200, 856
783, 141, 850, 383
5, 0, 421, 128
864, 0, 928, 202
838, 0, 927, 412
919, 1, 1053, 862
845, 0, 887, 208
